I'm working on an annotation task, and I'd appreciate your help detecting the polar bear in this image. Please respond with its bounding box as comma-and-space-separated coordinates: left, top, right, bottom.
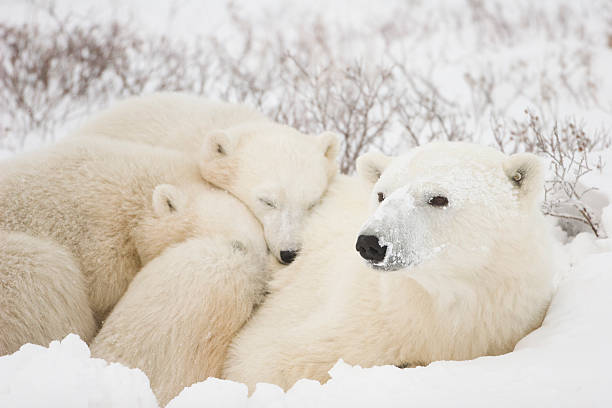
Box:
91, 237, 275, 406
0, 137, 267, 356
222, 142, 556, 391
72, 93, 340, 264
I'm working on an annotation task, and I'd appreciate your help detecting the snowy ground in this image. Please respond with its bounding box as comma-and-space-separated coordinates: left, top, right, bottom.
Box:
1, 229, 611, 408
1, 0, 612, 406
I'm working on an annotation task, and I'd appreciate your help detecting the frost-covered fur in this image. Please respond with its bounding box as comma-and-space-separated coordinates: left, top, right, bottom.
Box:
73, 92, 340, 263
0, 138, 266, 355
223, 142, 556, 391
91, 237, 274, 406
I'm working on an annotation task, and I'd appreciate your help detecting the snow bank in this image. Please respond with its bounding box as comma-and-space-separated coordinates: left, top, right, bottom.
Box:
2, 233, 610, 407
0, 335, 158, 408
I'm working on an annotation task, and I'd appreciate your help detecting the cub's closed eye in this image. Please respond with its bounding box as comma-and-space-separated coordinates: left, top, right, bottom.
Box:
377, 192, 385, 203
259, 198, 277, 208
308, 201, 319, 211
428, 195, 449, 207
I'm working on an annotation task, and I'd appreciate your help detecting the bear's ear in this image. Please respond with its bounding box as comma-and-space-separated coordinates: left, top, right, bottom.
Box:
318, 131, 340, 178
356, 151, 393, 184
503, 153, 545, 205
199, 130, 239, 188
317, 131, 340, 162
201, 130, 239, 160
152, 184, 186, 216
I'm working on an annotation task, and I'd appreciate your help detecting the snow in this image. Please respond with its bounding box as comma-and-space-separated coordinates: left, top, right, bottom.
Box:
0, 334, 158, 408
1, 230, 610, 407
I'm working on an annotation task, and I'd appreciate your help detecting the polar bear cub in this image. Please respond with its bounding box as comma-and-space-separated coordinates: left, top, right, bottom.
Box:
73, 92, 340, 264
223, 142, 556, 391
91, 236, 273, 406
0, 138, 267, 356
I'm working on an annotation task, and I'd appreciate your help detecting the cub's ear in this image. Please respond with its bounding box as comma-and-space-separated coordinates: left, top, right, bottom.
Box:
318, 131, 340, 178
318, 131, 340, 162
199, 130, 239, 188
503, 153, 545, 205
201, 130, 238, 159
152, 184, 186, 216
356, 151, 392, 184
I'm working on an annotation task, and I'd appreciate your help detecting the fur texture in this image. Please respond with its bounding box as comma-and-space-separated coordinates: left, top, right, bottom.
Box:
91, 237, 274, 406
0, 231, 96, 356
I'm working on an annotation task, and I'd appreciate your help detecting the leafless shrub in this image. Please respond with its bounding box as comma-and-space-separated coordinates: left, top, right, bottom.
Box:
495, 110, 610, 237
0, 7, 219, 151
396, 73, 470, 146
0, 13, 119, 149
272, 56, 400, 173
1, 1, 610, 237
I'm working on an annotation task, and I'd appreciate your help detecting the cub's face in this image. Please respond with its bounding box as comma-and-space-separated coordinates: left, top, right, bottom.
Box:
199, 123, 340, 264
356, 143, 543, 273
134, 183, 270, 268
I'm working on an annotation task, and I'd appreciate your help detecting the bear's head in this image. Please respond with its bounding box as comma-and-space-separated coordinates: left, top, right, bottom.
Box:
355, 142, 545, 276
133, 182, 269, 268
198, 122, 340, 264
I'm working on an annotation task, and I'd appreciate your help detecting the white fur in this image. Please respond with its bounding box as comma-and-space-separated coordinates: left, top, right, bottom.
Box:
223, 142, 556, 391
0, 231, 96, 356
73, 92, 340, 263
91, 237, 274, 406
0, 137, 266, 355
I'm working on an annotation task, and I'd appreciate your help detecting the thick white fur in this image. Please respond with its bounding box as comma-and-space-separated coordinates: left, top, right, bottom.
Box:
72, 92, 340, 262
0, 137, 266, 355
0, 231, 96, 356
72, 93, 267, 152
222, 142, 556, 391
91, 237, 274, 406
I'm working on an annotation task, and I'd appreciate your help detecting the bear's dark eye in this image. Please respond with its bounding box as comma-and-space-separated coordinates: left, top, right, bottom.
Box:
428, 195, 449, 207
377, 192, 385, 203
259, 198, 277, 209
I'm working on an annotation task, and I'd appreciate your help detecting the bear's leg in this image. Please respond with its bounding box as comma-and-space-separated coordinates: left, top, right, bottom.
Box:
91, 237, 268, 406
0, 231, 96, 356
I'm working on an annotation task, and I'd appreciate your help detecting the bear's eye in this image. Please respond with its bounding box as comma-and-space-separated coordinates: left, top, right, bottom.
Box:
428, 195, 449, 207
259, 198, 277, 209
307, 201, 319, 211
377, 192, 385, 203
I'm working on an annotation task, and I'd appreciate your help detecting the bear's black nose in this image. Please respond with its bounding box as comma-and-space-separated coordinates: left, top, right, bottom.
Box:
280, 250, 297, 264
356, 235, 387, 263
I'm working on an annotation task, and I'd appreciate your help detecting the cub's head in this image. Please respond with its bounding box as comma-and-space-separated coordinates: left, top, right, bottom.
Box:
134, 183, 268, 268
198, 123, 340, 264
355, 142, 545, 274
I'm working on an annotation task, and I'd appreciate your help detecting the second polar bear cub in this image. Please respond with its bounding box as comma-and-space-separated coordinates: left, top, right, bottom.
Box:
74, 93, 340, 264
91, 236, 270, 406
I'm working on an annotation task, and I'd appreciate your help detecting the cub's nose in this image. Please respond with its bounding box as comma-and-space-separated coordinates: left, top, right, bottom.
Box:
356, 235, 387, 263
280, 250, 297, 264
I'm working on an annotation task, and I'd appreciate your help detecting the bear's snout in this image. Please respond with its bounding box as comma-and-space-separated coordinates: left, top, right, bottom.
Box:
356, 235, 387, 263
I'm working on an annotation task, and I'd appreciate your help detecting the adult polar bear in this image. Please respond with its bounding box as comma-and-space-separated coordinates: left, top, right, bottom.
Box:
72, 93, 339, 264
222, 142, 557, 390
